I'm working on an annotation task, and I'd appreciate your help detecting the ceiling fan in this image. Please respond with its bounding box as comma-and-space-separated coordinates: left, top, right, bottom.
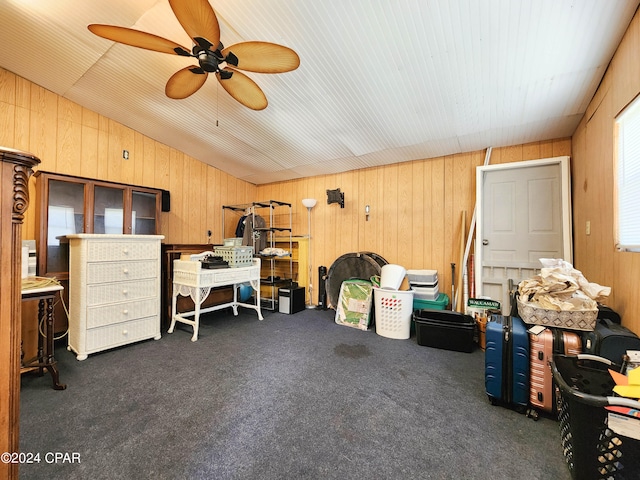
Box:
88, 0, 299, 110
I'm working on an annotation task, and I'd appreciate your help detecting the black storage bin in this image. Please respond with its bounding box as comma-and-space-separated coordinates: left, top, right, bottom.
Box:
550, 354, 640, 480
413, 309, 475, 352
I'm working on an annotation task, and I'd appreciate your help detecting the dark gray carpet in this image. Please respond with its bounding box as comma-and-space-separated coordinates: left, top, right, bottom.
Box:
20, 307, 573, 480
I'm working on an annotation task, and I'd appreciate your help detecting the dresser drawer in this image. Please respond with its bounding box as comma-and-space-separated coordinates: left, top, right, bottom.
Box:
85, 316, 159, 352
87, 260, 157, 284
87, 279, 158, 306
86, 298, 158, 329
87, 240, 159, 262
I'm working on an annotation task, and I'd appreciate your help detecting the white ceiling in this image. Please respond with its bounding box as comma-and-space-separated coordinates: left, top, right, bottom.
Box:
0, 1, 638, 184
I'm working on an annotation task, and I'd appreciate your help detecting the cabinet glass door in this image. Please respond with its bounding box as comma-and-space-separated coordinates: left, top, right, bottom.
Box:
131, 190, 157, 234
94, 185, 125, 234
47, 179, 85, 274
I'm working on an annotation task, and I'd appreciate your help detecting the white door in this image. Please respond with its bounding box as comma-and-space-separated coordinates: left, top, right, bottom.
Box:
475, 156, 572, 314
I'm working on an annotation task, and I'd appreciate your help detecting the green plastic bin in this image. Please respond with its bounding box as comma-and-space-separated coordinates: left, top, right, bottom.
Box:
413, 292, 448, 311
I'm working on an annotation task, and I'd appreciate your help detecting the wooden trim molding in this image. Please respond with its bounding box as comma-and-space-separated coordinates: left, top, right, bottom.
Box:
0, 147, 40, 480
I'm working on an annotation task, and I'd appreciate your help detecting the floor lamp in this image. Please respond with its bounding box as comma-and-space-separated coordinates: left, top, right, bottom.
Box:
301, 198, 317, 308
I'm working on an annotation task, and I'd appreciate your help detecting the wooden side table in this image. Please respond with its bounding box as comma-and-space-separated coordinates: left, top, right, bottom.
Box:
21, 284, 66, 390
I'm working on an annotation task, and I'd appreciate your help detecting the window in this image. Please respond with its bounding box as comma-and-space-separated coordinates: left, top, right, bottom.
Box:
615, 95, 640, 252
48, 205, 76, 245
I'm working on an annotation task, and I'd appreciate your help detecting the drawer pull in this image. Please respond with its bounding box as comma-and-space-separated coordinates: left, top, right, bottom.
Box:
122, 330, 128, 336
122, 290, 128, 295
122, 309, 129, 315
122, 248, 129, 255
123, 268, 129, 274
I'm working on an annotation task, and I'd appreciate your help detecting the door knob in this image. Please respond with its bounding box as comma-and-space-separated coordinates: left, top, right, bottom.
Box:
482, 239, 489, 245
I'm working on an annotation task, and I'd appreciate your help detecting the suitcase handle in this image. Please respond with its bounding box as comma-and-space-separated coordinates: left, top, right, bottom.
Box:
599, 317, 615, 328
576, 353, 614, 365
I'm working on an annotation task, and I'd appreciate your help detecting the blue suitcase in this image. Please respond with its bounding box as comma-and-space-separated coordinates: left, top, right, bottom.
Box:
485, 315, 529, 411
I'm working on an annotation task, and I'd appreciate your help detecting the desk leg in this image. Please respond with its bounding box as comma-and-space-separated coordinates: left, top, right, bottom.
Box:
168, 284, 177, 334
36, 299, 45, 375
191, 287, 201, 342
250, 279, 264, 321
231, 283, 239, 316
43, 298, 66, 390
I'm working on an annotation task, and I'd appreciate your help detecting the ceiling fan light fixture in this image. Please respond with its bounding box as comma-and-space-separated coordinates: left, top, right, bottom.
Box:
197, 50, 219, 72
88, 0, 299, 109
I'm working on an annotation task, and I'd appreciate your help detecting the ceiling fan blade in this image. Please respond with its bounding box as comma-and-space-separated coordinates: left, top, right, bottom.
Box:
169, 0, 220, 49
216, 68, 268, 111
165, 66, 208, 99
222, 42, 300, 73
88, 24, 190, 56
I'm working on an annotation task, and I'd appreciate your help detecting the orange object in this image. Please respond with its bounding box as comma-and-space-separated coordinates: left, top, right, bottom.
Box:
476, 315, 488, 350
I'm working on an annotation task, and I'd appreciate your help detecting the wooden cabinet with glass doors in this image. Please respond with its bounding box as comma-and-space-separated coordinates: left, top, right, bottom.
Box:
33, 171, 163, 334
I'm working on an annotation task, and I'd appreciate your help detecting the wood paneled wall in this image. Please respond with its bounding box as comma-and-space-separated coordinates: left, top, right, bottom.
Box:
571, 7, 640, 336
0, 63, 574, 312
256, 140, 571, 306
0, 67, 257, 246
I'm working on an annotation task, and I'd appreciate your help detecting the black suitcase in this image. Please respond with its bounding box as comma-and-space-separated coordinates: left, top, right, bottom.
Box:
582, 317, 640, 363
485, 315, 530, 411
413, 310, 475, 352
597, 304, 621, 324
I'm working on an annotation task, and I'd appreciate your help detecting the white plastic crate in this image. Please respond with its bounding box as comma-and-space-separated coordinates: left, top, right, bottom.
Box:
412, 284, 439, 300
406, 269, 438, 284
213, 246, 254, 267
374, 288, 414, 339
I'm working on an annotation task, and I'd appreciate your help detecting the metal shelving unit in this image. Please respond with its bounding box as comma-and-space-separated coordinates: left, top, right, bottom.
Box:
222, 200, 292, 310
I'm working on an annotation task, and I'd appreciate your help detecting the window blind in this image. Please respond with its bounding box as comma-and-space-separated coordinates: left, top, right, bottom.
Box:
616, 96, 640, 252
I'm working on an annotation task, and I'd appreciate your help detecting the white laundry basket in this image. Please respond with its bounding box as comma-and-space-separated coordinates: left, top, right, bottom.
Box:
374, 288, 414, 339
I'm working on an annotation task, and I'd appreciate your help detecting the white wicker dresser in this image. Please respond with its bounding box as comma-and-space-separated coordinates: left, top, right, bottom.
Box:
67, 234, 164, 360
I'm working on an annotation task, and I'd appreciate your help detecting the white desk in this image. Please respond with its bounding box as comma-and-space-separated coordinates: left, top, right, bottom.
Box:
168, 257, 263, 341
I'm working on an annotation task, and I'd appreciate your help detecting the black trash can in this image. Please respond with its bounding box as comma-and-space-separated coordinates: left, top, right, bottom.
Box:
551, 354, 640, 480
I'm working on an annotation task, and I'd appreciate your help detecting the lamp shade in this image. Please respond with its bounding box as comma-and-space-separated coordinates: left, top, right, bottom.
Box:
302, 198, 317, 209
